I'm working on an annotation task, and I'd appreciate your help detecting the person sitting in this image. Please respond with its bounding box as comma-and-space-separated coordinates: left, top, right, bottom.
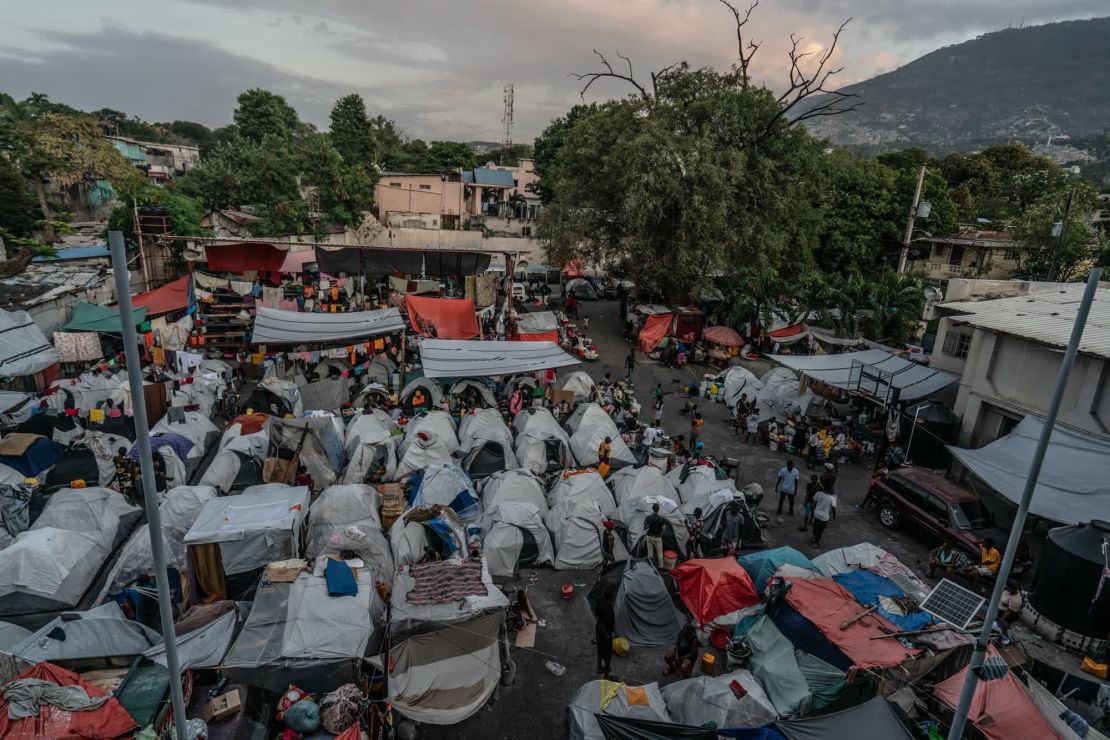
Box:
411, 388, 427, 412
965, 538, 1001, 587
508, 589, 535, 631
663, 624, 699, 679
928, 542, 964, 578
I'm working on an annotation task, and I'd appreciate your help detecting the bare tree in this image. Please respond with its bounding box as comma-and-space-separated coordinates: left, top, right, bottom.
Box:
569, 50, 651, 101
716, 0, 761, 88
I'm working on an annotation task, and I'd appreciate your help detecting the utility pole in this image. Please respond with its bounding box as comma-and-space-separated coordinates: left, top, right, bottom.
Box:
500, 83, 514, 166
1048, 187, 1076, 282
898, 165, 927, 274
946, 267, 1102, 740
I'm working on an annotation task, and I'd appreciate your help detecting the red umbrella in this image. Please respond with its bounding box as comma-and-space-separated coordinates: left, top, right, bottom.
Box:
703, 326, 744, 347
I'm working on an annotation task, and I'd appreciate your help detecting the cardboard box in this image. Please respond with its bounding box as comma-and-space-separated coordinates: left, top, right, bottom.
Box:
203, 689, 242, 723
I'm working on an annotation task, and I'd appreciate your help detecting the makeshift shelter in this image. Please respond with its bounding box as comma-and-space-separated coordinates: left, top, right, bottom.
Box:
567, 680, 671, 740
418, 338, 579, 378
129, 275, 191, 316
610, 466, 689, 556
558, 371, 599, 403
481, 502, 554, 578
702, 325, 743, 348
395, 430, 456, 480
389, 556, 509, 632
448, 378, 498, 409
833, 569, 933, 632
739, 547, 818, 592
514, 407, 574, 475
400, 377, 446, 412
183, 484, 311, 602
389, 505, 467, 568
249, 374, 303, 417
947, 415, 1110, 524
547, 468, 616, 517
810, 543, 889, 577
145, 606, 237, 672
0, 309, 59, 377
696, 492, 765, 555
608, 559, 685, 647
665, 460, 737, 514
341, 412, 398, 484
661, 670, 777, 730
933, 645, 1057, 740
566, 403, 635, 469
563, 277, 598, 300
671, 558, 759, 626
405, 295, 480, 339
305, 484, 394, 583
746, 615, 847, 717
397, 407, 457, 458
481, 469, 549, 515
515, 310, 559, 342
251, 306, 404, 344
775, 697, 913, 740
0, 662, 138, 739
771, 349, 957, 405
0, 434, 64, 477
63, 301, 145, 333
545, 500, 626, 570
639, 312, 672, 353
221, 566, 385, 693
407, 463, 482, 524
267, 415, 345, 490
9, 602, 159, 665
199, 417, 270, 494
753, 367, 822, 422
720, 366, 763, 408
458, 408, 517, 477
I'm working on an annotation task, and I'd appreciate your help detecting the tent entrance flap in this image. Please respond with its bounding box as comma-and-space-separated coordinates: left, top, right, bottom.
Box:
639, 313, 672, 353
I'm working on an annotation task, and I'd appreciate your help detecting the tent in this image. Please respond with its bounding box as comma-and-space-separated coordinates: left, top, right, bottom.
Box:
513, 408, 574, 475
563, 277, 598, 300
341, 412, 399, 484
611, 559, 686, 646
389, 505, 467, 568
405, 295, 480, 339
545, 501, 626, 570
947, 415, 1110, 524
407, 463, 482, 524
9, 602, 159, 664
809, 543, 889, 577
448, 378, 498, 409
268, 415, 345, 489
702, 325, 743, 348
145, 606, 237, 672
610, 466, 689, 556
567, 680, 671, 740
0, 662, 138, 739
200, 420, 269, 494
756, 367, 822, 422
833, 569, 933, 632
128, 275, 191, 316
770, 349, 956, 404
566, 403, 635, 468
458, 408, 518, 477
418, 338, 579, 378
0, 434, 65, 477
774, 697, 913, 740
395, 430, 456, 480
558, 371, 599, 403
746, 615, 845, 718
671, 558, 759, 626
481, 469, 549, 515
251, 306, 404, 344
639, 312, 673, 353
305, 484, 394, 583
0, 309, 59, 376
665, 461, 737, 515
515, 311, 559, 342
221, 566, 385, 693
400, 378, 447, 412
661, 670, 777, 730
547, 468, 616, 517
42, 445, 103, 493
720, 366, 763, 408
63, 301, 145, 333
481, 502, 555, 578
739, 547, 818, 592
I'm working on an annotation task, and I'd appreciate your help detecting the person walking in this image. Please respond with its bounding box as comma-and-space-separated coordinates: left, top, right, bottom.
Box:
595, 591, 616, 676
624, 350, 636, 383
644, 503, 668, 569
799, 474, 819, 531
602, 520, 617, 565
745, 411, 760, 445
641, 421, 661, 463
686, 507, 704, 560
811, 487, 837, 549
653, 395, 664, 425
775, 460, 800, 516
690, 412, 704, 446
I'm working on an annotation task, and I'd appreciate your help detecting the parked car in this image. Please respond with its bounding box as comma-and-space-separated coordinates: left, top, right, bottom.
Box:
868, 467, 1031, 571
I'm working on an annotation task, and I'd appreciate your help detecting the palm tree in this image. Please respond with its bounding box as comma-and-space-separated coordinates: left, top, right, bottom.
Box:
722, 267, 781, 332
868, 270, 925, 342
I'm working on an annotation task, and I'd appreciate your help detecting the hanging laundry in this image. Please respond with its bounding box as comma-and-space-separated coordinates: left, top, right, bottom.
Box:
53, 332, 102, 362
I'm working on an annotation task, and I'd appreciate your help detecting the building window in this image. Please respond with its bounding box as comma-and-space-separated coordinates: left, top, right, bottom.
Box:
942, 331, 972, 360
1004, 248, 1019, 261
521, 226, 532, 236
513, 179, 519, 188
419, 184, 432, 190
948, 245, 965, 265
932, 244, 947, 259
389, 182, 401, 187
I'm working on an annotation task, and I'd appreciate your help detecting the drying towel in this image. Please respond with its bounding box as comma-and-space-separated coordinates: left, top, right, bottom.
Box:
325, 559, 358, 597
2, 678, 110, 720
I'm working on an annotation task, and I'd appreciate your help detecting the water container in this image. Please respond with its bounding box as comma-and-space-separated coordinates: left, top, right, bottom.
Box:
700, 652, 716, 675
663, 550, 678, 569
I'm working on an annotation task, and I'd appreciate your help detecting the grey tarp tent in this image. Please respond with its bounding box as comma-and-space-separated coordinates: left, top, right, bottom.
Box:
305, 484, 394, 584
408, 463, 482, 524
770, 349, 956, 403
946, 415, 1110, 524
389, 505, 467, 568
417, 338, 579, 379
268, 415, 345, 490
481, 502, 554, 579
665, 462, 737, 515
610, 466, 689, 554
458, 408, 518, 477
481, 469, 549, 516
341, 412, 398, 484
568, 680, 671, 740
145, 607, 237, 671
775, 697, 912, 739
10, 602, 160, 664
544, 500, 627, 570
565, 403, 635, 468
614, 559, 685, 647
447, 379, 498, 409
513, 408, 573, 475
251, 306, 404, 344
558, 371, 599, 403
546, 469, 616, 518
399, 409, 457, 457
0, 309, 59, 376
661, 669, 778, 730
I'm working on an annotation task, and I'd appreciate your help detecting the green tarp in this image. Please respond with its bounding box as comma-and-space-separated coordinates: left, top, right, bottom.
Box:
63, 302, 145, 334
746, 616, 845, 717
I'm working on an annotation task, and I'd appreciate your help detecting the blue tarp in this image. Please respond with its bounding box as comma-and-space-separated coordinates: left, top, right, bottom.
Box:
769, 603, 853, 672
833, 570, 933, 632
127, 432, 194, 464
0, 437, 65, 476
738, 546, 817, 589
719, 729, 786, 740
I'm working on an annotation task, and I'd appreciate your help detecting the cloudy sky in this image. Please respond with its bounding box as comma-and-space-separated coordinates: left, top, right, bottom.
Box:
0, 0, 1104, 142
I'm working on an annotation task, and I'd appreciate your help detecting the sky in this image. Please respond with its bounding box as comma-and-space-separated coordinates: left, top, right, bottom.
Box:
0, 0, 1104, 143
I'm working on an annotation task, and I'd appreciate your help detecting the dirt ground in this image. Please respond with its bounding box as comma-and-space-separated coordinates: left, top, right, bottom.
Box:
417, 299, 941, 740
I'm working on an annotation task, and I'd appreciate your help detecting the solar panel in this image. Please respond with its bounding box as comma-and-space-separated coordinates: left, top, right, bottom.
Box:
920, 578, 985, 629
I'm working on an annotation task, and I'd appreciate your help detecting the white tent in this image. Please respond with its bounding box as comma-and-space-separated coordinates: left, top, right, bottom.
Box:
545, 501, 626, 570
568, 680, 671, 740
665, 462, 737, 515
256, 374, 304, 416
389, 506, 467, 568
610, 466, 689, 552
756, 367, 822, 422
400, 410, 458, 457
481, 469, 549, 515
447, 379, 498, 409
10, 602, 160, 664
409, 463, 482, 524
458, 408, 518, 477
395, 430, 456, 480
565, 403, 635, 468
147, 410, 220, 487
400, 377, 445, 409
720, 366, 763, 408
304, 484, 394, 583
344, 409, 397, 452
482, 502, 555, 578
0, 309, 59, 376
146, 608, 237, 671
547, 469, 616, 517
341, 413, 398, 484
268, 415, 346, 490
661, 670, 778, 729
200, 417, 270, 493
558, 371, 598, 403
513, 408, 573, 475
78, 430, 131, 487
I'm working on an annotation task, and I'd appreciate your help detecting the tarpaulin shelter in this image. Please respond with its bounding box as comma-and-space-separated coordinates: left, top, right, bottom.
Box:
400, 377, 447, 411
341, 412, 398, 484
448, 378, 498, 409
933, 645, 1057, 740
545, 500, 627, 570
418, 338, 580, 378
205, 241, 288, 272
405, 295, 479, 339
0, 661, 138, 739
389, 505, 467, 568
671, 558, 759, 625
756, 367, 823, 422
947, 415, 1110, 524
746, 615, 847, 717
739, 547, 818, 592
513, 408, 573, 475
407, 463, 482, 524
481, 469, 549, 514
305, 484, 394, 583
128, 275, 191, 316
399, 409, 457, 456
661, 670, 778, 730
720, 366, 763, 408
558, 371, 599, 403
567, 680, 671, 740
563, 277, 598, 300
63, 301, 145, 333
0, 435, 64, 477
702, 325, 744, 348
395, 430, 455, 480
774, 697, 913, 740
0, 309, 59, 376
639, 312, 672, 353
610, 466, 689, 556
566, 403, 635, 468
481, 502, 554, 578
609, 559, 686, 647
547, 468, 616, 518
771, 350, 957, 404
314, 245, 491, 280
268, 415, 345, 489
9, 602, 159, 665
515, 311, 559, 342
145, 607, 237, 671
251, 306, 404, 344
665, 461, 737, 515
832, 569, 933, 632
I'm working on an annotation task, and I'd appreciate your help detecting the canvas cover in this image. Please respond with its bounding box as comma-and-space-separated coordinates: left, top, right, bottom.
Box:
671, 558, 759, 625
184, 484, 310, 575
341, 413, 398, 484
771, 349, 956, 403
305, 484, 394, 582
639, 313, 672, 353
389, 611, 502, 725
559, 371, 599, 403
665, 461, 737, 515
419, 339, 579, 378
400, 409, 456, 455
405, 296, 480, 339
482, 469, 549, 515
269, 415, 345, 489
448, 379, 498, 409
775, 697, 913, 740
481, 502, 555, 578
389, 506, 467, 568
661, 670, 777, 730
0, 309, 59, 376
545, 501, 626, 570
408, 463, 482, 524
739, 547, 818, 592
547, 469, 616, 517
0, 662, 138, 739
613, 559, 685, 647
252, 306, 404, 344
567, 680, 671, 740
746, 615, 846, 717
566, 403, 635, 468
145, 608, 236, 671
10, 602, 159, 664
513, 408, 573, 475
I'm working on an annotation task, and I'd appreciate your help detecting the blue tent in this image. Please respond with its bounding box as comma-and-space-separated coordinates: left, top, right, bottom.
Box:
833, 570, 933, 632
0, 437, 65, 477
738, 546, 817, 589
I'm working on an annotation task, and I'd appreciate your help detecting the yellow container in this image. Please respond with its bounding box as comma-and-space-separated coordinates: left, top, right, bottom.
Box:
700, 652, 716, 675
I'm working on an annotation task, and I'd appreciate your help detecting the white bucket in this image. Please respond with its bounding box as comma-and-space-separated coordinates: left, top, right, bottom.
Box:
768, 440, 778, 452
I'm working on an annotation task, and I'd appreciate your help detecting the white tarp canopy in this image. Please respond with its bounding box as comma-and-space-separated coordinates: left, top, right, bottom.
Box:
947, 415, 1110, 524
481, 502, 555, 578
566, 403, 635, 468
184, 484, 310, 575
514, 408, 574, 475
417, 338, 580, 379
305, 484, 394, 583
251, 306, 404, 344
0, 309, 58, 376
771, 349, 957, 402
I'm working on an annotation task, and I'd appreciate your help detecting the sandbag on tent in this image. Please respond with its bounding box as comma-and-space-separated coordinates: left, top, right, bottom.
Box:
395, 430, 455, 480
389, 505, 467, 568
407, 463, 482, 524
665, 460, 737, 515
10, 602, 160, 664
558, 370, 598, 403
739, 547, 818, 592
448, 379, 498, 410
545, 500, 627, 570
547, 468, 616, 517
566, 403, 635, 469
342, 412, 398, 484
400, 377, 445, 410
567, 679, 671, 740
671, 558, 759, 627
661, 669, 778, 730
481, 469, 549, 515
697, 493, 765, 554
399, 410, 458, 457
481, 502, 554, 578
513, 408, 573, 475
610, 466, 688, 555
457, 408, 518, 478
305, 484, 394, 583
775, 697, 914, 740
613, 559, 685, 646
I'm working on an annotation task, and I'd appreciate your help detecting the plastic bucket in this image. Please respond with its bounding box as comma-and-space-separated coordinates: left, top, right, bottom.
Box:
663, 550, 678, 569
768, 440, 778, 452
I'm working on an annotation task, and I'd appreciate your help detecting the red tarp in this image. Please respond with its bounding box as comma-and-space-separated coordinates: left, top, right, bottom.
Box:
405, 295, 480, 339
518, 331, 559, 342
783, 577, 917, 669
561, 258, 586, 278
933, 646, 1057, 740
205, 242, 287, 273
0, 662, 138, 739
671, 558, 759, 624
769, 323, 804, 339
335, 724, 362, 740
129, 275, 190, 316
703, 326, 743, 347
639, 313, 672, 354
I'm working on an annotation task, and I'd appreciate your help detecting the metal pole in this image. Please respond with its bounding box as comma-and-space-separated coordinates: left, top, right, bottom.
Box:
898, 165, 927, 274
946, 267, 1102, 740
110, 231, 190, 740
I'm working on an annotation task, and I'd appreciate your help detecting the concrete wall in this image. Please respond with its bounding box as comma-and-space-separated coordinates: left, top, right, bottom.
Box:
375, 175, 465, 224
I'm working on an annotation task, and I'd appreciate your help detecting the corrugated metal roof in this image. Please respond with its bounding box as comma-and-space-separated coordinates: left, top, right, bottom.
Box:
32, 246, 110, 262
771, 349, 958, 401
939, 284, 1110, 360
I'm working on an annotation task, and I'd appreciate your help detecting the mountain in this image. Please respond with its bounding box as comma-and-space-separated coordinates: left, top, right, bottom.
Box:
803, 17, 1110, 157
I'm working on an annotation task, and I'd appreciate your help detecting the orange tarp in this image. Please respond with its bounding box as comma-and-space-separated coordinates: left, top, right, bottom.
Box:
129, 275, 191, 316
405, 295, 480, 339
639, 313, 672, 353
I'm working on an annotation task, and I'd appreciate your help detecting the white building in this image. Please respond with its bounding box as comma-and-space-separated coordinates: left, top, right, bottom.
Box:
932, 282, 1110, 446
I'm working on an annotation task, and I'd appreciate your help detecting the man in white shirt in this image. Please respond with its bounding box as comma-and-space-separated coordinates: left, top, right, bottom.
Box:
641, 422, 662, 461
810, 488, 837, 549
775, 460, 800, 516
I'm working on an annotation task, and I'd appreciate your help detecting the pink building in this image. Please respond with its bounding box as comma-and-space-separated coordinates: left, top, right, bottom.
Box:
375, 173, 466, 229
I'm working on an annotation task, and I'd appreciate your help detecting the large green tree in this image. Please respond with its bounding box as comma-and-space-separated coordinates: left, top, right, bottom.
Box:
427, 141, 476, 171
1012, 184, 1106, 281
233, 89, 301, 143
329, 94, 374, 165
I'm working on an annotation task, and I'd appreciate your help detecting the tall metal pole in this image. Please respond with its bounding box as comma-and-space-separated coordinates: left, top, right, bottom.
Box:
1048, 187, 1076, 283
946, 267, 1102, 740
110, 232, 190, 740
898, 165, 927, 274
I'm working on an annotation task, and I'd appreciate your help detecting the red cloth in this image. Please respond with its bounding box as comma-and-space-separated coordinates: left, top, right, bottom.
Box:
0, 662, 138, 739
783, 577, 917, 669
933, 646, 1056, 740
517, 331, 559, 342
405, 295, 480, 339
231, 412, 271, 435
129, 275, 191, 316
638, 313, 672, 353
703, 326, 743, 347
670, 558, 759, 624
768, 323, 804, 339
205, 242, 287, 272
